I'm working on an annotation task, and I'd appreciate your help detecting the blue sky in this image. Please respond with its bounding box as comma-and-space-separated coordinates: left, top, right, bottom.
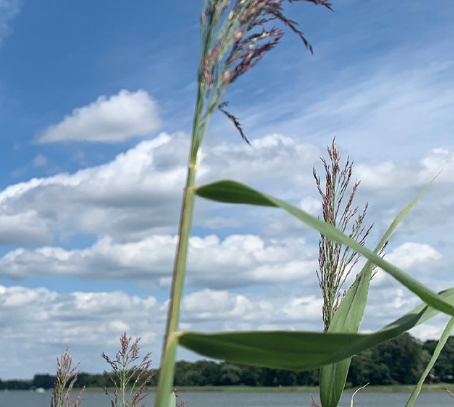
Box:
0, 0, 454, 379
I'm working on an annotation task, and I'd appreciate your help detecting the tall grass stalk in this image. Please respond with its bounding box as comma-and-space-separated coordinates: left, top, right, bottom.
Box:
314, 138, 381, 332
155, 1, 332, 406
50, 348, 84, 407
102, 332, 154, 407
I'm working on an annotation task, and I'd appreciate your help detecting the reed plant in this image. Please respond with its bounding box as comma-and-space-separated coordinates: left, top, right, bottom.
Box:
49, 333, 183, 407
102, 332, 154, 407
155, 1, 332, 406
311, 139, 380, 406
153, 2, 454, 407
50, 348, 84, 407
313, 138, 381, 333
41, 1, 453, 407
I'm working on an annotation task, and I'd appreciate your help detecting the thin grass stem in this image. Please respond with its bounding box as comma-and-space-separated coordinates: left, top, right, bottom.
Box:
155, 70, 205, 407
156, 2, 331, 405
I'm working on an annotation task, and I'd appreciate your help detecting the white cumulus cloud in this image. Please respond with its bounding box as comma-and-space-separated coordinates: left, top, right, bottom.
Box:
0, 211, 52, 246
38, 90, 161, 143
0, 133, 186, 242
387, 242, 442, 270
0, 282, 443, 379
0, 234, 318, 289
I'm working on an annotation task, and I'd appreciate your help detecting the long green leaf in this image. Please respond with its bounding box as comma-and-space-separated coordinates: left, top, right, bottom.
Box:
178, 288, 454, 370
320, 171, 442, 407
195, 180, 454, 317
405, 317, 454, 407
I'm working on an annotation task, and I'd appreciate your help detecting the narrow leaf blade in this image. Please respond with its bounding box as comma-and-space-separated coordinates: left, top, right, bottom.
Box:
179, 288, 454, 371
195, 180, 454, 317
320, 170, 443, 407
405, 317, 454, 407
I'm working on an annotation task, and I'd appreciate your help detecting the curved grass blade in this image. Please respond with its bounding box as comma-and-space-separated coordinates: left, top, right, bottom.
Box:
195, 180, 454, 316
179, 288, 454, 371
320, 169, 443, 407
405, 317, 454, 407
351, 383, 369, 407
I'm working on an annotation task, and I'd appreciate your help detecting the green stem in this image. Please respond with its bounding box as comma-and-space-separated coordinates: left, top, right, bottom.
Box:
155, 165, 196, 407
155, 5, 219, 405
121, 368, 126, 407
155, 80, 205, 407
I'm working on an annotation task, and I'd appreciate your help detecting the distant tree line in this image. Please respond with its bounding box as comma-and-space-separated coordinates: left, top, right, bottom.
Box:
2, 333, 454, 390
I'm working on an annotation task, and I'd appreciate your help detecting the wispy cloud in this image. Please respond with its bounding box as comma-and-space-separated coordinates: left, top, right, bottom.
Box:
32, 154, 47, 167
0, 0, 20, 48
212, 41, 454, 163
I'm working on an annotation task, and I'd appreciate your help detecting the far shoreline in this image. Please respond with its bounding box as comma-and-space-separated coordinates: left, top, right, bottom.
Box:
74, 384, 454, 393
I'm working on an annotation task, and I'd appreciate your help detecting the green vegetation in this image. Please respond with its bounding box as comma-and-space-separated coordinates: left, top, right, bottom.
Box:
101, 333, 154, 407
155, 1, 333, 406
50, 348, 84, 407
4, 334, 454, 393
315, 139, 381, 407
6, 1, 450, 407
156, 2, 454, 405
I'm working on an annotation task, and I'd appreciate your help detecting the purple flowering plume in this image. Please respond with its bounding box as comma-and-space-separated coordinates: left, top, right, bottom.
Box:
50, 348, 85, 407
313, 139, 386, 331
193, 0, 332, 148
102, 332, 154, 407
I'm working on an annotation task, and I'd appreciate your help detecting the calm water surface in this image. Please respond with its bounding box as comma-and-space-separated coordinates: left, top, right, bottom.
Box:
0, 390, 450, 407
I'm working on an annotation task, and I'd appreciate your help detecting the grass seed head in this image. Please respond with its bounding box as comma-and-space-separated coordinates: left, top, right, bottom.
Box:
314, 138, 382, 331
198, 0, 332, 144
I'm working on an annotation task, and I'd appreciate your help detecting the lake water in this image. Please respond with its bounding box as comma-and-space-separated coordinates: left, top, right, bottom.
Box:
0, 390, 452, 407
